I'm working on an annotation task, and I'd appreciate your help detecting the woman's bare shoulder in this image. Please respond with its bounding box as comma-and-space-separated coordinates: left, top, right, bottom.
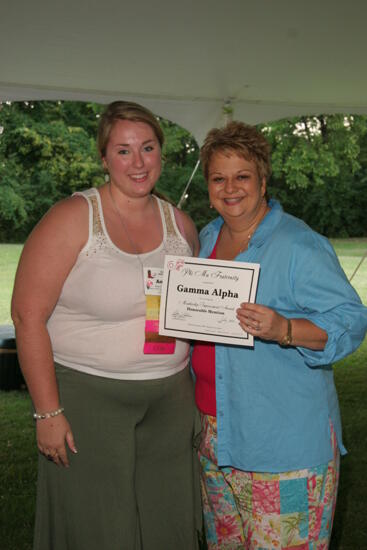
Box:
35, 194, 88, 236
22, 194, 90, 259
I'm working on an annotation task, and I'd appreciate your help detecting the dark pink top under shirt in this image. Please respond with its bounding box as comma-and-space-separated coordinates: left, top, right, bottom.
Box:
191, 237, 219, 416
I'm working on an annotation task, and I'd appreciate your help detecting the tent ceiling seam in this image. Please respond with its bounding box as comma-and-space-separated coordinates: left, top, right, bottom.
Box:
2, 82, 367, 111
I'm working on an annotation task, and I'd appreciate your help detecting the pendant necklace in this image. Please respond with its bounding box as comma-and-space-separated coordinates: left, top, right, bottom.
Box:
230, 200, 269, 254
108, 183, 150, 293
108, 183, 166, 293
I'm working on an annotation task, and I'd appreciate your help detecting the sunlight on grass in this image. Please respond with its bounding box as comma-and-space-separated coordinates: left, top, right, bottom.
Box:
330, 238, 367, 304
0, 244, 23, 324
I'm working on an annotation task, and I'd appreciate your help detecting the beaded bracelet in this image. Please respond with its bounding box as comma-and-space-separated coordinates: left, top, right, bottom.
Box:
33, 407, 65, 421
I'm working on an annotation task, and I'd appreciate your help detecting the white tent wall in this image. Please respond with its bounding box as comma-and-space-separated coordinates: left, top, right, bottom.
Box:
1, 0, 367, 144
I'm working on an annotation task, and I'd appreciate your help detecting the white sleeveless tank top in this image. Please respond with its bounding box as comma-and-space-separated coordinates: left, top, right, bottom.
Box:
47, 188, 193, 380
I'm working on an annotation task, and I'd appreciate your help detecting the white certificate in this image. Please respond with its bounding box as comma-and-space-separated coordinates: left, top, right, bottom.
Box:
159, 255, 260, 346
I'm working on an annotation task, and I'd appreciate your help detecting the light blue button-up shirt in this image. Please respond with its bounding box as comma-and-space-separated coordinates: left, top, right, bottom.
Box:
198, 200, 367, 472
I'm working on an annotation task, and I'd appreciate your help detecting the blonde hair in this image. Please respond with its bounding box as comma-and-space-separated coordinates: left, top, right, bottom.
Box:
200, 121, 271, 182
97, 101, 164, 157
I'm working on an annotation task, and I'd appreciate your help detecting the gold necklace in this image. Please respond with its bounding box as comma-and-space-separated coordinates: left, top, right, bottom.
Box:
108, 182, 169, 293
227, 201, 269, 254
108, 183, 157, 292
108, 183, 152, 254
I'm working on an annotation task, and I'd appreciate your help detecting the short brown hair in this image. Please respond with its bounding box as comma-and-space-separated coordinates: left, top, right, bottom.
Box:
97, 101, 164, 157
200, 121, 271, 182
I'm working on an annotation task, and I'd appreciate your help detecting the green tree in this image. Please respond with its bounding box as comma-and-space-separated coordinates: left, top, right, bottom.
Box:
263, 114, 367, 236
0, 101, 104, 241
1, 103, 367, 241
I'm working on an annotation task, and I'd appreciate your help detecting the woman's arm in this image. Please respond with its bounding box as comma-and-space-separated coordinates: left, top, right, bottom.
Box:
237, 303, 328, 350
238, 232, 367, 359
11, 195, 88, 466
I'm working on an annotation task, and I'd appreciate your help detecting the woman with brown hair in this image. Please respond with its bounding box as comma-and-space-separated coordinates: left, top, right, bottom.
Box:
191, 121, 367, 548
12, 101, 200, 550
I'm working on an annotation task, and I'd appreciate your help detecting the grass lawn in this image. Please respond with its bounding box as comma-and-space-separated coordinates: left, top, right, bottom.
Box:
0, 244, 23, 325
0, 392, 37, 550
0, 240, 366, 549
331, 238, 367, 302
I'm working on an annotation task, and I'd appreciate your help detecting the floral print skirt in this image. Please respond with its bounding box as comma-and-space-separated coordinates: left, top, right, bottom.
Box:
198, 413, 340, 550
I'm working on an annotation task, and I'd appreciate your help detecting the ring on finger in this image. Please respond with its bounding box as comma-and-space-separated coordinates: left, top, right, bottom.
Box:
46, 452, 57, 461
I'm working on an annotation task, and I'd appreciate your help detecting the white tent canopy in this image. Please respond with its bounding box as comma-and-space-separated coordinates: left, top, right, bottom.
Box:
1, 0, 367, 144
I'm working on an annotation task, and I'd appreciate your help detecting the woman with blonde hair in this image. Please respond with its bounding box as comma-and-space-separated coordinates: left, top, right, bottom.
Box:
192, 121, 367, 548
12, 101, 200, 550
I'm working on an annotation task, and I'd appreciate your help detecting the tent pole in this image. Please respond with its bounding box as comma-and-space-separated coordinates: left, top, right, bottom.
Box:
177, 98, 233, 209
349, 248, 367, 282
222, 98, 234, 126
177, 159, 201, 209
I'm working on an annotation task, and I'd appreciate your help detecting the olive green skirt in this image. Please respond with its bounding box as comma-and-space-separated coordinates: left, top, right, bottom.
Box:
33, 364, 201, 550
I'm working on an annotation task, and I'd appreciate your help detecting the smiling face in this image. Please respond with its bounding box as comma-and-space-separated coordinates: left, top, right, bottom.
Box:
102, 119, 162, 199
207, 151, 266, 224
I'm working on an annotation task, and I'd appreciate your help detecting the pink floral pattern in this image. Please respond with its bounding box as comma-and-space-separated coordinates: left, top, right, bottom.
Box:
252, 480, 281, 514
199, 414, 339, 549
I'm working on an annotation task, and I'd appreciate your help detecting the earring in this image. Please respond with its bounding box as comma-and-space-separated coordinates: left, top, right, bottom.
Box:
209, 204, 213, 209
104, 173, 110, 183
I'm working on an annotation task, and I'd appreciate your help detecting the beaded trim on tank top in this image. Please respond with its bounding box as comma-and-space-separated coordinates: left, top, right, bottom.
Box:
84, 194, 109, 255
160, 200, 191, 256
82, 190, 190, 256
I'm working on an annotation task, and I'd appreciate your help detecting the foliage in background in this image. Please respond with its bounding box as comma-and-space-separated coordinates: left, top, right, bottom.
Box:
1, 102, 367, 240
264, 115, 367, 237
157, 119, 217, 229
0, 102, 104, 241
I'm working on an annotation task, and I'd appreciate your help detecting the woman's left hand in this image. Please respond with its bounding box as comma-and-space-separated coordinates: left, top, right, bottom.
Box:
237, 303, 287, 343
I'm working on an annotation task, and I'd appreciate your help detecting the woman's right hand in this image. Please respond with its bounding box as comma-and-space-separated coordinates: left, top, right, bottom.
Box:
36, 414, 77, 467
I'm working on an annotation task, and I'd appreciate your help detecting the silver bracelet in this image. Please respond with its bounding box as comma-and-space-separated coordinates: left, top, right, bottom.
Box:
33, 407, 65, 421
